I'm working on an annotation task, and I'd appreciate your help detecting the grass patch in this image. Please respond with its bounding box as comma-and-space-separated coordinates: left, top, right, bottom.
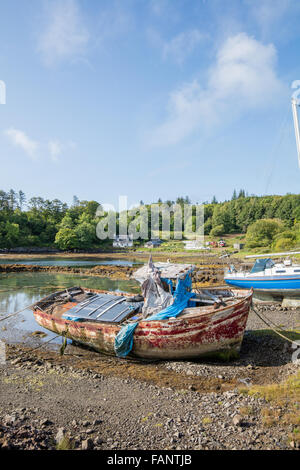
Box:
261, 408, 280, 427
289, 427, 300, 446
3, 374, 45, 392
282, 413, 300, 426
202, 417, 212, 425
248, 329, 300, 342
247, 370, 300, 405
239, 405, 254, 416
197, 347, 240, 362
241, 370, 300, 429
56, 436, 75, 450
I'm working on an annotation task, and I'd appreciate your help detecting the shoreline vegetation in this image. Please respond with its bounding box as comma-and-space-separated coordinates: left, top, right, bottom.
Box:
0, 260, 224, 287
0, 190, 300, 257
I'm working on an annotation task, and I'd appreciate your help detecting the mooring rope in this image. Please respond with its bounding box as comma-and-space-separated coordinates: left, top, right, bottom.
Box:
0, 287, 72, 323
251, 305, 297, 345
29, 334, 61, 351
0, 302, 38, 322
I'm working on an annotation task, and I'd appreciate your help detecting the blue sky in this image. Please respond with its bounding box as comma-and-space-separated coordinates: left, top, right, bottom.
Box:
0, 0, 300, 208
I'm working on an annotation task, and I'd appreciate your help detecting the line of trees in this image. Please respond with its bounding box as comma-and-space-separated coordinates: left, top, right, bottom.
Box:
0, 189, 300, 250
203, 193, 300, 236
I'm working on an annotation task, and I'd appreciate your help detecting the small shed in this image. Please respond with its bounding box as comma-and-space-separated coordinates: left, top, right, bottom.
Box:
144, 239, 162, 248
233, 243, 245, 251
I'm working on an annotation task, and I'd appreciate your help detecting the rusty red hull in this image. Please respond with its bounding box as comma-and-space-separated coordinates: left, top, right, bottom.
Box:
33, 289, 253, 360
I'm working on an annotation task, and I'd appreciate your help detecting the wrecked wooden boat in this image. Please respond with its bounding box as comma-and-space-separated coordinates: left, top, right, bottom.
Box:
32, 261, 253, 360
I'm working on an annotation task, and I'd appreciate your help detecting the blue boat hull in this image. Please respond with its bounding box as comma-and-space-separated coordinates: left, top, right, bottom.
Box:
224, 276, 300, 291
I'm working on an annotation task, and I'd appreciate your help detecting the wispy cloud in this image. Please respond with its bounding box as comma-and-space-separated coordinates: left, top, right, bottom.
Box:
163, 30, 207, 64
148, 28, 207, 65
38, 0, 89, 67
97, 1, 133, 44
4, 128, 39, 159
48, 140, 76, 162
48, 140, 63, 162
150, 33, 283, 146
4, 128, 76, 162
245, 0, 294, 35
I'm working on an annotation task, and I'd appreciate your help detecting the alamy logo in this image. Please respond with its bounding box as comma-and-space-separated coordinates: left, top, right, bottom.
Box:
95, 196, 204, 242
0, 340, 6, 365
0, 80, 6, 104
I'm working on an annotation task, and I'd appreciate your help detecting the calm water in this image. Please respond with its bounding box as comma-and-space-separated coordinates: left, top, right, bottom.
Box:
0, 272, 139, 347
0, 257, 142, 267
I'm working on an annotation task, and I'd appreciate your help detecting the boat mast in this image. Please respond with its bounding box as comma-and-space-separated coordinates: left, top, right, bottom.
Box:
292, 98, 300, 168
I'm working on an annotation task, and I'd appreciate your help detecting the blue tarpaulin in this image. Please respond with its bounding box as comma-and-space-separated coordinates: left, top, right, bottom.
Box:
114, 271, 195, 358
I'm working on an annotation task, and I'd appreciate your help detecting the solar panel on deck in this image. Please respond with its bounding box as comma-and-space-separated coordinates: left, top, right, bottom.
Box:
64, 294, 142, 323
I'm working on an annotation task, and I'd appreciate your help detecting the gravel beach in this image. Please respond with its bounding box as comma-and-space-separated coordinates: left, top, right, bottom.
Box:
0, 305, 299, 451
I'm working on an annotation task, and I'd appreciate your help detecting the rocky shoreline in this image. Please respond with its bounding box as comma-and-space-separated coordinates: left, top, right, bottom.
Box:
0, 343, 299, 450
1, 301, 299, 451
0, 263, 223, 285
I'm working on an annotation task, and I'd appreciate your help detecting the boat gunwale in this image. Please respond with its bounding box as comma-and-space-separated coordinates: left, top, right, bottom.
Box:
33, 287, 253, 328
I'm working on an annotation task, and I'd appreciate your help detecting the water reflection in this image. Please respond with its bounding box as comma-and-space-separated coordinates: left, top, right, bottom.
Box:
0, 272, 139, 346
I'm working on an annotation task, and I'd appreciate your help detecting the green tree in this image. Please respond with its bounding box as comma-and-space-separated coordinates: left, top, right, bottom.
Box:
5, 222, 20, 247
55, 227, 78, 250
245, 219, 285, 248
74, 222, 97, 250
210, 224, 225, 237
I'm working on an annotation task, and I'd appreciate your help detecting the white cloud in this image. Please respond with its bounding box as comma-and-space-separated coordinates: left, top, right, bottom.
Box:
48, 140, 63, 162
38, 0, 89, 66
48, 140, 76, 162
97, 2, 133, 43
151, 33, 283, 146
148, 28, 207, 65
4, 128, 39, 159
245, 0, 293, 34
163, 30, 206, 64
4, 128, 76, 162
211, 33, 280, 103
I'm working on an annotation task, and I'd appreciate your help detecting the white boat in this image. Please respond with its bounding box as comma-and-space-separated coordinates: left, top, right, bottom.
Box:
225, 254, 300, 296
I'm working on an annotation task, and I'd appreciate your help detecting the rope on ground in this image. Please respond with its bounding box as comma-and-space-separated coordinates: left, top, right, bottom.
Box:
29, 335, 61, 352
0, 287, 71, 322
251, 305, 296, 345
252, 305, 293, 334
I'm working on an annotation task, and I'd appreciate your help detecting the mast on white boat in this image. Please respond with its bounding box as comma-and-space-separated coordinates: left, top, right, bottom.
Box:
291, 98, 300, 168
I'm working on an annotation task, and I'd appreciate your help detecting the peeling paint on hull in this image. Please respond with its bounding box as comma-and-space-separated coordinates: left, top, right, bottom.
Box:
33, 289, 253, 360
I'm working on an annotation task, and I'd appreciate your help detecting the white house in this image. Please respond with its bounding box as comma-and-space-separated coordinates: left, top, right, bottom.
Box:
183, 241, 210, 251
113, 234, 133, 248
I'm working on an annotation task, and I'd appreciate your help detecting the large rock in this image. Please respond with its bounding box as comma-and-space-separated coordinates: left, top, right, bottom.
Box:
82, 438, 94, 450
55, 427, 66, 443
